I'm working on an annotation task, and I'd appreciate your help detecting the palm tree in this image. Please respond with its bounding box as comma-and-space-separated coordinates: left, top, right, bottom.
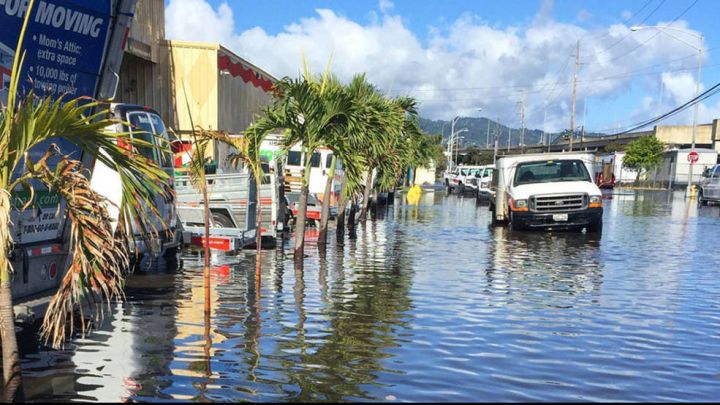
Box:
0, 8, 170, 400
332, 74, 395, 239
253, 60, 354, 263
355, 91, 407, 223
315, 76, 367, 246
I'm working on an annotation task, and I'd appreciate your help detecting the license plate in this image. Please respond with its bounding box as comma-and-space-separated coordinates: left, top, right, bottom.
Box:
553, 213, 568, 222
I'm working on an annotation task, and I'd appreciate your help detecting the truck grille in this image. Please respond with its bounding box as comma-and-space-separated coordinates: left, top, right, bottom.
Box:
531, 194, 586, 212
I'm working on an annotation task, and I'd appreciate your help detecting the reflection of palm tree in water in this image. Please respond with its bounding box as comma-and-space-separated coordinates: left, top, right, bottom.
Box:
277, 225, 415, 401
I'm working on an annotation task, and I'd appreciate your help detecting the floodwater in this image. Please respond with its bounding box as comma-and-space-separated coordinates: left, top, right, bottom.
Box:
19, 190, 720, 402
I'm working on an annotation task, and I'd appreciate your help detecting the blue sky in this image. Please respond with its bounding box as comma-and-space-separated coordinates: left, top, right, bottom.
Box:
166, 0, 719, 133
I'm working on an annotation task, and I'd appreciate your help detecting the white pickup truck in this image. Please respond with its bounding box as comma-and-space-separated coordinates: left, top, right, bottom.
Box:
490, 152, 603, 232
444, 165, 487, 195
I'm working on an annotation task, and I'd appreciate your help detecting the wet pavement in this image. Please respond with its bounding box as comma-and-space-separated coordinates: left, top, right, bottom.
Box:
19, 189, 720, 402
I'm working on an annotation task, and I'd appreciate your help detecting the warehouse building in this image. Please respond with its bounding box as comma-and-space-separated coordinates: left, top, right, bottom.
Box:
117, 0, 276, 170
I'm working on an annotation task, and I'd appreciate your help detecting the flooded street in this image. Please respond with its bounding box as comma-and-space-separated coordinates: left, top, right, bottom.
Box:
20, 190, 720, 402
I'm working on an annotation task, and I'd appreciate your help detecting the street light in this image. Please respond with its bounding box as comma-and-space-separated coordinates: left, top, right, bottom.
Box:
631, 25, 704, 197
453, 129, 468, 167
448, 116, 461, 171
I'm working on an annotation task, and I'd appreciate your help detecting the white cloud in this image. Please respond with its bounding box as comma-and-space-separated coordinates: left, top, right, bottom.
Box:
379, 0, 394, 14
576, 9, 592, 22
621, 10, 633, 20
165, 0, 712, 132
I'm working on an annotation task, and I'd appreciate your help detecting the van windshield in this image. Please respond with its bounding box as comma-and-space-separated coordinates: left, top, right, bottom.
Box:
514, 159, 590, 186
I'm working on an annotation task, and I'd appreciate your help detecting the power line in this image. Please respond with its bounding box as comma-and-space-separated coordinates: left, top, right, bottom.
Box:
592, 0, 668, 57
585, 80, 720, 134
608, 0, 700, 64
408, 62, 720, 102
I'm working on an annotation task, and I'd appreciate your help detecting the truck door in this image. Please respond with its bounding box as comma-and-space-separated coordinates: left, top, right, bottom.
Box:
125, 110, 176, 242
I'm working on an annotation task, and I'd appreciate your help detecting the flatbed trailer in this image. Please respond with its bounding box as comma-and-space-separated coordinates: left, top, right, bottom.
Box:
175, 172, 268, 253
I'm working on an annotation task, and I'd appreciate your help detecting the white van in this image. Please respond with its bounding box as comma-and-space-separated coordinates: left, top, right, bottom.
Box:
491, 152, 603, 232
91, 104, 182, 259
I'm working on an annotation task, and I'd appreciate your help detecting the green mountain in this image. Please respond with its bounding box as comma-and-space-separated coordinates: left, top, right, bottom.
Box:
418, 117, 605, 149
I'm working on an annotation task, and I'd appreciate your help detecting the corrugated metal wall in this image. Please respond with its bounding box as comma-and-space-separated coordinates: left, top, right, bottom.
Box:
217, 48, 274, 134
166, 41, 219, 133
126, 0, 164, 63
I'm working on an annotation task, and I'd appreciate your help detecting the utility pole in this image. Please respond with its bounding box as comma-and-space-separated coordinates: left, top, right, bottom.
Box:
485, 120, 490, 149
507, 127, 512, 152
570, 40, 579, 152
493, 118, 500, 165
520, 90, 526, 154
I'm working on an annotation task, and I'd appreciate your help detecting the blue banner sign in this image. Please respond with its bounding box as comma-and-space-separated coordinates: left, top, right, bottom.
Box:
0, 0, 112, 103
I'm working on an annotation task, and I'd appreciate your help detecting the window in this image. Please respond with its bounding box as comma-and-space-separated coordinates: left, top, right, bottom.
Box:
326, 153, 334, 169
287, 151, 302, 166
127, 112, 156, 161
149, 113, 173, 168
310, 152, 321, 168
514, 160, 590, 186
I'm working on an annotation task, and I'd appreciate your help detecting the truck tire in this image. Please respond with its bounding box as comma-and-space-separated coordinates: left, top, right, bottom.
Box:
212, 211, 235, 228
509, 212, 525, 231
698, 190, 708, 206
586, 218, 602, 233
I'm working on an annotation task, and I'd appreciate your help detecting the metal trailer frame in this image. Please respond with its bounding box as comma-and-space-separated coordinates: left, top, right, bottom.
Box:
175, 172, 264, 253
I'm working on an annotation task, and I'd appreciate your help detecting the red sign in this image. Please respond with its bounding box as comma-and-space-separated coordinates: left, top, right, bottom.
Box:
688, 150, 699, 163
190, 236, 232, 251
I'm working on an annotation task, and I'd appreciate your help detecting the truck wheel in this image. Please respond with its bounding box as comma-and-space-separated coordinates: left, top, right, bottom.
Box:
698, 190, 708, 206
586, 219, 603, 233
509, 213, 525, 231
212, 211, 235, 228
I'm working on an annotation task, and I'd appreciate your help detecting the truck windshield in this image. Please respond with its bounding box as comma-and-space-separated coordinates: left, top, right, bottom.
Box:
514, 160, 590, 186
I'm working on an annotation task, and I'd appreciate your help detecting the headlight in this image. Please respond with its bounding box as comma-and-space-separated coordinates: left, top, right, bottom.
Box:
515, 199, 528, 208
589, 195, 602, 207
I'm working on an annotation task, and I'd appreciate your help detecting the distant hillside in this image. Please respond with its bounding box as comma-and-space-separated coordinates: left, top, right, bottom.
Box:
418, 117, 606, 149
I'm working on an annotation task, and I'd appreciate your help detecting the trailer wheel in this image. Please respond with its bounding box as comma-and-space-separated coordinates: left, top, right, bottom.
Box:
212, 211, 235, 228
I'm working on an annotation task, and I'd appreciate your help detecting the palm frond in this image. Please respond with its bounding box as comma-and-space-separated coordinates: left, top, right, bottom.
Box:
33, 146, 129, 348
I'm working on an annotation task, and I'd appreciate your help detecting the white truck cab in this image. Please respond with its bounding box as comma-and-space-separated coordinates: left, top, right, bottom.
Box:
91, 104, 182, 258
491, 152, 603, 232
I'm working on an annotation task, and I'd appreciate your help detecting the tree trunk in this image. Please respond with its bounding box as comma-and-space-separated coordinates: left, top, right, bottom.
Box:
0, 281, 23, 403
203, 182, 210, 268
348, 196, 357, 230
318, 155, 336, 246
335, 175, 348, 245
0, 193, 23, 402
359, 171, 373, 223
293, 160, 312, 264
255, 173, 263, 282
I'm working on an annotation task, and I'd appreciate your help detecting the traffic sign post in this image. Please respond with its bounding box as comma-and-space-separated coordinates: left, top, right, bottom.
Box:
688, 150, 699, 164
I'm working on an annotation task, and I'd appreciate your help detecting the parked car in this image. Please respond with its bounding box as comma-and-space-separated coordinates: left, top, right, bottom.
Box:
698, 164, 720, 205
490, 152, 603, 232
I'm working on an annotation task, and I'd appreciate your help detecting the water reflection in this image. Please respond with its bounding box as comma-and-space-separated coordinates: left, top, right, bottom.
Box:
486, 226, 603, 307
18, 190, 720, 402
